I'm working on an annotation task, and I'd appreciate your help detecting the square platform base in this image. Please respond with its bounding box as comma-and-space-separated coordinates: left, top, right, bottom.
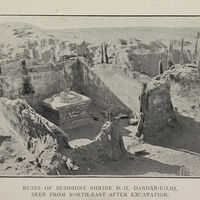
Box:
42, 91, 92, 130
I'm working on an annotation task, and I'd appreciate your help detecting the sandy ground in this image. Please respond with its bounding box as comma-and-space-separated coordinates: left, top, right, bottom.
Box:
67, 103, 200, 177
0, 101, 200, 176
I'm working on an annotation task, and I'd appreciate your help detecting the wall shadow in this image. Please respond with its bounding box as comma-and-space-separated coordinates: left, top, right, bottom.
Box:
87, 156, 180, 176
146, 112, 200, 154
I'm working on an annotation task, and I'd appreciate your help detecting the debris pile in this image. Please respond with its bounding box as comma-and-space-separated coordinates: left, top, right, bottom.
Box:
0, 97, 126, 175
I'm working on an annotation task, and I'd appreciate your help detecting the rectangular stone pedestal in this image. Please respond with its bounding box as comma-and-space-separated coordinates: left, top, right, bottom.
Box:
42, 91, 92, 130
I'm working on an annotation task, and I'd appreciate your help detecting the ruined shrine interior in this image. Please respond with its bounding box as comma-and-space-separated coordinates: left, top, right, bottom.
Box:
0, 21, 200, 176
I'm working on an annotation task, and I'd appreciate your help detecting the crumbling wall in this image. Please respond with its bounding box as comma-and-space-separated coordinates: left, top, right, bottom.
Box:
0, 69, 64, 113
128, 53, 168, 77
64, 60, 84, 92
81, 63, 150, 115
27, 69, 65, 112
0, 61, 80, 113
0, 97, 125, 175
80, 62, 132, 114
142, 79, 175, 139
0, 97, 70, 171
71, 120, 125, 170
80, 62, 174, 139
127, 49, 192, 77
166, 65, 200, 120
49, 120, 125, 175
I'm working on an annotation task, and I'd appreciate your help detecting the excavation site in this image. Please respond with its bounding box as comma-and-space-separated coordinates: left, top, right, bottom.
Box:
0, 17, 200, 176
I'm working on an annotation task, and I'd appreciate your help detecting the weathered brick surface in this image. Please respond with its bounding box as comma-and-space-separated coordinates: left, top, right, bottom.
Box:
42, 91, 92, 130
0, 61, 79, 113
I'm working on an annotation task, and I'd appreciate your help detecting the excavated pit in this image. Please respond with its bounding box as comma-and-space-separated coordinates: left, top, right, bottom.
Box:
0, 59, 176, 145
0, 60, 135, 175
1, 23, 200, 176
0, 97, 126, 175
0, 57, 200, 176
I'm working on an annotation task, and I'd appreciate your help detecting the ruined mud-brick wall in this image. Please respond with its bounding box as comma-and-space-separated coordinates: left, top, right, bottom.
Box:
80, 61, 174, 138
0, 97, 125, 175
128, 53, 168, 77
0, 60, 81, 113
81, 62, 150, 115
26, 65, 65, 112
79, 62, 132, 115
49, 120, 126, 175
0, 66, 65, 113
68, 120, 125, 173
0, 97, 70, 172
64, 60, 84, 92
166, 65, 200, 120
142, 79, 175, 139
128, 49, 192, 77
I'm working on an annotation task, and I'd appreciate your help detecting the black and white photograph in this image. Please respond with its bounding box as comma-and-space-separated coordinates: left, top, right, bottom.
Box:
0, 15, 200, 177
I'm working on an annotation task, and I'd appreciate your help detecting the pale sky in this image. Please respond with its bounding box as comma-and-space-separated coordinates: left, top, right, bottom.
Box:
0, 16, 200, 29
